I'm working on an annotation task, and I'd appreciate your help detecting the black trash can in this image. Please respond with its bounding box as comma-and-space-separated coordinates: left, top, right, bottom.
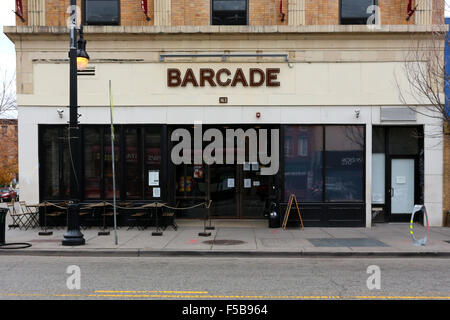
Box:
0, 207, 8, 245
268, 202, 280, 228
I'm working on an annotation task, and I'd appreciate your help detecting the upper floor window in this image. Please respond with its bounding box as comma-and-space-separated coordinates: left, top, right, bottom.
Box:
340, 0, 377, 25
83, 0, 120, 25
211, 0, 248, 25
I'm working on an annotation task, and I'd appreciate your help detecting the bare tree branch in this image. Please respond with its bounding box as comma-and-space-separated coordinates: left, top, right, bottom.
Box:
0, 68, 17, 118
395, 16, 450, 136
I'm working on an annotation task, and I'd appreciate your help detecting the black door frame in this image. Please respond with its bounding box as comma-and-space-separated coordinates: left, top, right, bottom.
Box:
386, 155, 419, 222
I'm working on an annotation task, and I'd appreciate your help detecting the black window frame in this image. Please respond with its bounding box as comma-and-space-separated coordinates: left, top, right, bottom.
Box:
283, 124, 366, 204
39, 125, 167, 203
82, 0, 121, 26
339, 0, 378, 25
211, 0, 249, 26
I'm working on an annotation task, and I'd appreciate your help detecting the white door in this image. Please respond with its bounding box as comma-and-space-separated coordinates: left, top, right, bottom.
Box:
391, 159, 415, 214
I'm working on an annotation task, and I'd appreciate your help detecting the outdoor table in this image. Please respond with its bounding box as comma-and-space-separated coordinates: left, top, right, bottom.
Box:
142, 203, 166, 236
27, 202, 61, 236
80, 202, 113, 235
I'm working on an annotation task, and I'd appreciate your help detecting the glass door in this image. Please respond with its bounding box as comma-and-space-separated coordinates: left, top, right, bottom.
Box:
208, 164, 239, 218
240, 163, 275, 218
390, 158, 415, 215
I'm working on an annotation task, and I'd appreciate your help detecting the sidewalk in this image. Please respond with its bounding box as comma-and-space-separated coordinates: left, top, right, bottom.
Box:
1, 216, 450, 257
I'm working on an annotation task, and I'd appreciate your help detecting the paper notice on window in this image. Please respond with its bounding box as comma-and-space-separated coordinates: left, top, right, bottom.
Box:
396, 176, 406, 184
227, 178, 235, 188
149, 170, 159, 186
244, 179, 251, 188
243, 162, 251, 171
153, 187, 161, 198
251, 162, 259, 171
253, 181, 260, 187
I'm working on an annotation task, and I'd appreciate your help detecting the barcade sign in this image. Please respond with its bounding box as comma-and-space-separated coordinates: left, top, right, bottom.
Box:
167, 68, 281, 87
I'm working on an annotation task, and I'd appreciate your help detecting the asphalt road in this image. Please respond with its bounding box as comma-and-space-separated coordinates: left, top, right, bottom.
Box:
0, 256, 449, 300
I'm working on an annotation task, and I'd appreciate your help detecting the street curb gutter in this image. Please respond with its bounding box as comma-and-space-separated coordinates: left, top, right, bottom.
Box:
0, 249, 450, 258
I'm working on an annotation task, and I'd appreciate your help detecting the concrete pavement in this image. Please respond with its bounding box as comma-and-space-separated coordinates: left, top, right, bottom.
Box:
1, 214, 450, 257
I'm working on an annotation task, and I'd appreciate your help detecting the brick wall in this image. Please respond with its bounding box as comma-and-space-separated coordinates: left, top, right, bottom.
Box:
0, 119, 18, 187
305, 0, 339, 25
15, 0, 28, 25
378, 0, 414, 25
20, 0, 154, 27
15, 0, 445, 27
249, 0, 288, 26
121, 0, 154, 26
171, 0, 210, 26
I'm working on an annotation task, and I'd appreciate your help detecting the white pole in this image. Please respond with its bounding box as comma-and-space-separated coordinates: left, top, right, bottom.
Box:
109, 80, 118, 245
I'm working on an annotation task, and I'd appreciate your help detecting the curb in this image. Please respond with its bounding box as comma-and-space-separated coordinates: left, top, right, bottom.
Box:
0, 249, 450, 258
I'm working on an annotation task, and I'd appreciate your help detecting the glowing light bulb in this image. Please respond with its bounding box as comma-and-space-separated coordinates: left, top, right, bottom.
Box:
77, 57, 89, 71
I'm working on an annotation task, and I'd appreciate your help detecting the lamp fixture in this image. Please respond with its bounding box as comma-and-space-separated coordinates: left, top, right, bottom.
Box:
76, 27, 89, 71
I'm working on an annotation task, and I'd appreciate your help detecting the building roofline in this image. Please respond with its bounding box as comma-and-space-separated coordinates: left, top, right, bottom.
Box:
3, 24, 449, 37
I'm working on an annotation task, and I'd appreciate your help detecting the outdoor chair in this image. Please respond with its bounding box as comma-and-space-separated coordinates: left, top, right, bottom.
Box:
6, 201, 26, 230
127, 206, 151, 230
161, 211, 178, 231
45, 202, 68, 229
79, 206, 95, 230
19, 201, 39, 229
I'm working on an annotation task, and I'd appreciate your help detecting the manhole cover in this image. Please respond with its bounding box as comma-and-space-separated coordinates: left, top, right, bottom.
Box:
203, 240, 246, 246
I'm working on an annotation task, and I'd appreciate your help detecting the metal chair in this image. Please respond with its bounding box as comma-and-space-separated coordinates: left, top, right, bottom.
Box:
6, 200, 33, 230
6, 201, 26, 229
19, 201, 39, 229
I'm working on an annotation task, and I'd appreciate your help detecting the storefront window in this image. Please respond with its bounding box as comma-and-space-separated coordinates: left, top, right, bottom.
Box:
42, 127, 61, 199
372, 127, 385, 204
325, 126, 365, 201
388, 127, 420, 155
84, 127, 101, 199
284, 126, 323, 202
125, 128, 141, 199
104, 128, 120, 199
145, 128, 162, 199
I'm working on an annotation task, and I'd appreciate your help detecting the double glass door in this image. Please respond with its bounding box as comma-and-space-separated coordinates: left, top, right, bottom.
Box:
209, 164, 275, 218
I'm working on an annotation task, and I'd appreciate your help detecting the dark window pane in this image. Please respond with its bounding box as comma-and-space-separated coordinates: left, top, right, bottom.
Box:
104, 128, 120, 199
340, 0, 376, 25
42, 128, 60, 199
284, 126, 323, 202
388, 127, 420, 155
212, 0, 247, 25
213, 0, 247, 11
372, 127, 385, 153
325, 126, 365, 201
125, 128, 141, 199
84, 128, 101, 199
85, 0, 120, 25
62, 129, 70, 198
144, 128, 162, 199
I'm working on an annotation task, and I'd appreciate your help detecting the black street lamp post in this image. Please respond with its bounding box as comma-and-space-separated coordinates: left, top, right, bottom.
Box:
62, 1, 88, 246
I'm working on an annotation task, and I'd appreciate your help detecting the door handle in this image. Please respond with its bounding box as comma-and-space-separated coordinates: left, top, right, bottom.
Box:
391, 188, 395, 198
